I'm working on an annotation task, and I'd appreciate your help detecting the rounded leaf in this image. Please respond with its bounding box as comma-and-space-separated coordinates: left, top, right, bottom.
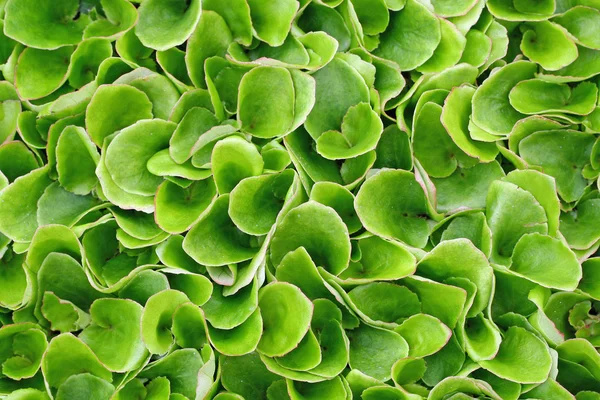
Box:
105, 119, 176, 196
16, 47, 73, 100
42, 333, 112, 390
375, 0, 441, 71
509, 80, 598, 116
316, 103, 383, 160
86, 84, 153, 147
79, 298, 147, 372
520, 21, 578, 71
247, 0, 299, 47
270, 201, 351, 275
348, 323, 408, 381
304, 57, 369, 138
479, 326, 552, 384
136, 0, 202, 51
395, 314, 452, 358
238, 66, 295, 138
355, 170, 430, 248
472, 61, 537, 136
510, 233, 582, 291
183, 194, 258, 266
212, 136, 264, 194
155, 177, 216, 234
257, 282, 313, 357
229, 170, 295, 236
5, 0, 87, 49
141, 289, 190, 354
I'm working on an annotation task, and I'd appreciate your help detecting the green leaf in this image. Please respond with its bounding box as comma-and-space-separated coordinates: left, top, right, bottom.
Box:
486, 180, 548, 264
238, 66, 297, 138
141, 290, 190, 354
520, 21, 579, 71
275, 329, 322, 372
0, 323, 47, 380
391, 357, 426, 385
286, 377, 348, 400
413, 101, 470, 178
304, 57, 369, 138
79, 298, 147, 372
431, 0, 479, 17
86, 84, 153, 147
56, 126, 100, 195
417, 19, 467, 74
229, 170, 295, 236
417, 239, 493, 316
42, 334, 112, 390
297, 4, 351, 53
4, 0, 87, 49
220, 352, 280, 399
155, 178, 217, 234
340, 236, 416, 283
135, 0, 202, 51
257, 282, 313, 357
441, 85, 499, 162
0, 251, 28, 310
316, 103, 383, 160
203, 0, 252, 46
0, 167, 52, 242
270, 201, 351, 275
41, 292, 90, 333
375, 0, 441, 71
503, 169, 561, 237
247, 0, 299, 47
186, 11, 233, 89
36, 253, 104, 323
580, 258, 600, 300
183, 194, 258, 266
172, 302, 208, 350
138, 349, 203, 399
55, 373, 114, 400
509, 80, 598, 115
355, 170, 430, 248
83, 0, 137, 40
208, 308, 263, 356
519, 130, 595, 203
402, 276, 467, 329
479, 326, 552, 384
204, 279, 258, 330
0, 141, 39, 183
460, 29, 493, 68
486, 0, 554, 21
211, 136, 264, 194
472, 60, 537, 136
15, 47, 74, 100
170, 107, 219, 164
349, 283, 420, 325
118, 270, 170, 306
396, 313, 452, 357
68, 38, 113, 89
104, 119, 175, 196
539, 46, 600, 82
553, 6, 600, 50
348, 323, 408, 381
428, 376, 502, 400
510, 233, 582, 291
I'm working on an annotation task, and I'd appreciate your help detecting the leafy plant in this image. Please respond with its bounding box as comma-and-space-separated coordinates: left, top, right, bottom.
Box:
0, 0, 599, 399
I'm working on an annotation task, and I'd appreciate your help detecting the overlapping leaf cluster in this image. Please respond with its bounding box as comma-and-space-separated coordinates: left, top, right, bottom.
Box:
0, 0, 599, 399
